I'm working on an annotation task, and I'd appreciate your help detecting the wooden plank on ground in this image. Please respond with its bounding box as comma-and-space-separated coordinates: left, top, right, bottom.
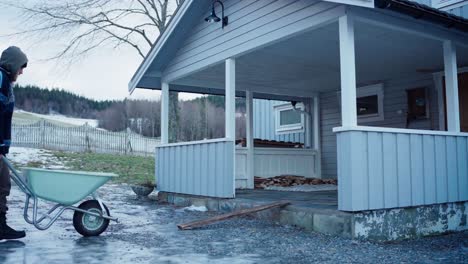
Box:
177, 201, 291, 230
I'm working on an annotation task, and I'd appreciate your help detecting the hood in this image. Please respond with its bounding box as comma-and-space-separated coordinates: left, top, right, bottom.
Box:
0, 46, 28, 76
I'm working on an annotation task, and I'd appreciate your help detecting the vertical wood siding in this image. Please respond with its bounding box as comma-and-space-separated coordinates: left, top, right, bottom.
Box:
409, 0, 431, 5
409, 0, 468, 19
235, 148, 249, 189
253, 148, 317, 178
253, 99, 305, 143
446, 5, 468, 18
321, 74, 440, 178
163, 0, 343, 81
337, 129, 468, 211
235, 147, 318, 188
156, 139, 235, 198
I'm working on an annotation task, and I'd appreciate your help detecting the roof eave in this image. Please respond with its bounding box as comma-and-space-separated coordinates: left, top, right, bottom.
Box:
375, 0, 468, 32
128, 0, 195, 94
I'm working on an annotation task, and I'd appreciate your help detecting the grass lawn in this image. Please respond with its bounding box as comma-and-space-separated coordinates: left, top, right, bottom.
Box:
53, 151, 155, 185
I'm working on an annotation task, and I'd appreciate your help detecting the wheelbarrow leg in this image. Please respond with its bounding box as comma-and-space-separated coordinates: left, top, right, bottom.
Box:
92, 192, 113, 219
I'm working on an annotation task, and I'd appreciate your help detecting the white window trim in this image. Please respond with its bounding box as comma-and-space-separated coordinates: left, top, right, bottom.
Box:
357, 83, 385, 123
274, 103, 305, 135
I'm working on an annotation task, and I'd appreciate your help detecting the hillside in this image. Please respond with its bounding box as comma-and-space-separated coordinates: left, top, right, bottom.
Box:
11, 85, 246, 140
14, 85, 115, 119
13, 110, 99, 127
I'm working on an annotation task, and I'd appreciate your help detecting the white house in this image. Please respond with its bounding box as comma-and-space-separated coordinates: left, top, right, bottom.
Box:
129, 0, 468, 237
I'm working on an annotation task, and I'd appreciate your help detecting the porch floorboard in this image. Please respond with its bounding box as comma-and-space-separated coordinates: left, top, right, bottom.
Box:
235, 189, 338, 210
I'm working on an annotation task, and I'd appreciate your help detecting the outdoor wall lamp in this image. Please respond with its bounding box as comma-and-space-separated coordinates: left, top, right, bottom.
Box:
204, 0, 228, 29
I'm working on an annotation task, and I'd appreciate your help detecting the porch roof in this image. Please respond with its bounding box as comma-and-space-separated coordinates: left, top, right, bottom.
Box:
128, 0, 468, 96
375, 0, 467, 32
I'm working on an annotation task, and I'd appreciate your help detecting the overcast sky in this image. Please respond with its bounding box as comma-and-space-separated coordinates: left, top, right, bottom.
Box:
0, 2, 196, 102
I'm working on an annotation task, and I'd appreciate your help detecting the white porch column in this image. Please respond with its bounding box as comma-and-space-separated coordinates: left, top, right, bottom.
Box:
313, 96, 322, 178
443, 40, 460, 132
161, 82, 169, 144
246, 90, 254, 189
225, 58, 236, 140
339, 15, 357, 127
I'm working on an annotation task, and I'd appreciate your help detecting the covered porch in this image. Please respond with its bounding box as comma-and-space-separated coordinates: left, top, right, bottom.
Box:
155, 6, 468, 210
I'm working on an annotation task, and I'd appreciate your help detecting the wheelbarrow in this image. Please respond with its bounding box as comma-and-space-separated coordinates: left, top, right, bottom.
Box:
1, 156, 119, 237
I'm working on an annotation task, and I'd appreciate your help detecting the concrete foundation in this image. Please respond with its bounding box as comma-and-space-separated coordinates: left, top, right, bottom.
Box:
158, 191, 467, 241
353, 202, 468, 240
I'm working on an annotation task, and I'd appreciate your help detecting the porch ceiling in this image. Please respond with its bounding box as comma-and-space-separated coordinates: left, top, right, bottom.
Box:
173, 20, 468, 99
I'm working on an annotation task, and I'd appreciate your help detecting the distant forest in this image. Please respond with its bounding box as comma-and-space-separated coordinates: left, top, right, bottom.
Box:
14, 85, 116, 118
13, 85, 246, 141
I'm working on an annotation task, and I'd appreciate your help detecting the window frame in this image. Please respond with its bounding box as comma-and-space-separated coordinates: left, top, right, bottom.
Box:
356, 83, 385, 123
274, 103, 305, 135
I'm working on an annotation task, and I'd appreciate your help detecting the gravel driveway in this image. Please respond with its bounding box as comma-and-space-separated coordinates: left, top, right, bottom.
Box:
1, 184, 467, 264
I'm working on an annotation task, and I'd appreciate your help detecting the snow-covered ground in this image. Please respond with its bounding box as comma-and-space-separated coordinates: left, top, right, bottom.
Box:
179, 205, 208, 212
14, 109, 99, 127
264, 184, 337, 192
7, 147, 66, 169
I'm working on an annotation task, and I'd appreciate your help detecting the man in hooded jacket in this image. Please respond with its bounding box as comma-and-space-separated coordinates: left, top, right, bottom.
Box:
0, 46, 28, 240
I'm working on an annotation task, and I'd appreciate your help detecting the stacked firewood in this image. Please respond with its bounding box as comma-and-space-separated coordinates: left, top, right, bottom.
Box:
254, 175, 337, 189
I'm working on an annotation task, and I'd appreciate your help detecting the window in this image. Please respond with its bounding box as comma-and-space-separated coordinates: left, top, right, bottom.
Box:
357, 95, 379, 116
357, 84, 384, 123
274, 103, 305, 134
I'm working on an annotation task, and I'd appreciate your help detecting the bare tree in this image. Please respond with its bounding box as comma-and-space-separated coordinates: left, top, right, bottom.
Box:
98, 101, 127, 131
5, 0, 184, 140
3, 0, 184, 59
206, 102, 225, 139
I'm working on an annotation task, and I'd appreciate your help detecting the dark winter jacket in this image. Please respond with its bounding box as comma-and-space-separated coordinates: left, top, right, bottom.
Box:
0, 46, 28, 155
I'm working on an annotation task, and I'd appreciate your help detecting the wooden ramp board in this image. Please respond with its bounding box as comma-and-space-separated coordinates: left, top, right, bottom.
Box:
177, 201, 291, 230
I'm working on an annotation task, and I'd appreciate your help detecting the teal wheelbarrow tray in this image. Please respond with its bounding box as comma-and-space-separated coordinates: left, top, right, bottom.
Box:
2, 156, 119, 237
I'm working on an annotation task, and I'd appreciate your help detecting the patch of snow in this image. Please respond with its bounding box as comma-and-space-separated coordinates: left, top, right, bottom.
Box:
182, 205, 208, 212
7, 147, 65, 169
15, 110, 99, 127
264, 184, 337, 192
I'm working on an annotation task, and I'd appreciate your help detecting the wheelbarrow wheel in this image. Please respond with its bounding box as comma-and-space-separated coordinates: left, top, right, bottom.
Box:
73, 200, 110, 237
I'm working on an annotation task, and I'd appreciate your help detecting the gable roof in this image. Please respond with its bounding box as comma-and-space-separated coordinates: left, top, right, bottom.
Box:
128, 0, 201, 93
128, 0, 468, 94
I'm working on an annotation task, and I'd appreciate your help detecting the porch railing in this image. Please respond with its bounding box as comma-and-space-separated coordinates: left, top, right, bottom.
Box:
155, 138, 235, 198
334, 126, 468, 211
235, 147, 319, 189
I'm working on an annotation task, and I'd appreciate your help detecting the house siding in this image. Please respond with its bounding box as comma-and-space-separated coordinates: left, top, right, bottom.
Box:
410, 0, 432, 6
253, 99, 305, 143
163, 0, 343, 81
321, 73, 440, 178
156, 139, 235, 198
446, 4, 468, 18
409, 0, 468, 18
337, 128, 468, 211
253, 74, 442, 179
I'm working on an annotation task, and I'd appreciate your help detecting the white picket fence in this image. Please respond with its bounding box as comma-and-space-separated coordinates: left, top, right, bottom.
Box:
11, 120, 160, 156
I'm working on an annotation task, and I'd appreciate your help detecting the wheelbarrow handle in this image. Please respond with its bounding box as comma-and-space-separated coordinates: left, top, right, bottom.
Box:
0, 144, 34, 196
1, 156, 34, 197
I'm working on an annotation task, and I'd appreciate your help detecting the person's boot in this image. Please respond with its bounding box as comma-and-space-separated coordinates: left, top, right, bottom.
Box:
0, 213, 26, 240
